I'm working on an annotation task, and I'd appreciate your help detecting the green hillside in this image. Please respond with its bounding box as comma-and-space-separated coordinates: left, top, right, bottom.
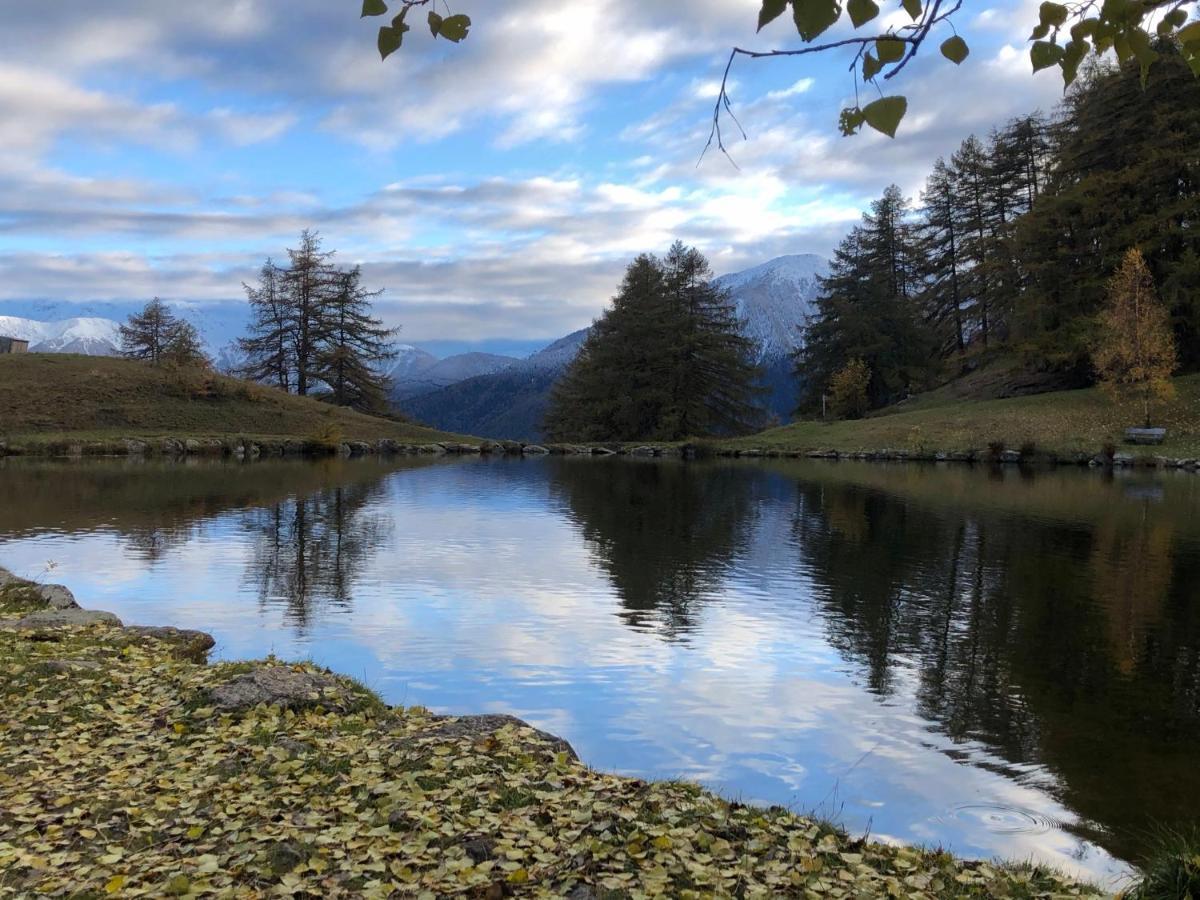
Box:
724, 374, 1200, 459
0, 354, 472, 451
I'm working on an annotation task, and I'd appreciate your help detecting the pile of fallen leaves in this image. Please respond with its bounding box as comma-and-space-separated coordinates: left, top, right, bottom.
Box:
0, 575, 1106, 898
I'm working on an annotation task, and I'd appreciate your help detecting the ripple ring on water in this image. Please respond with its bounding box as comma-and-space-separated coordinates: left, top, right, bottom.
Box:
942, 803, 1060, 835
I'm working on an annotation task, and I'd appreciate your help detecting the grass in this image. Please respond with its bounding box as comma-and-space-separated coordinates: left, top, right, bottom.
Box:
1124, 827, 1200, 900
723, 374, 1200, 460
0, 566, 1107, 898
0, 354, 475, 450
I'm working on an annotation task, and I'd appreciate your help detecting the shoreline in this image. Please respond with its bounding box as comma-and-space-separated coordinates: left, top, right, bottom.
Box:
0, 565, 1112, 898
2, 432, 1198, 471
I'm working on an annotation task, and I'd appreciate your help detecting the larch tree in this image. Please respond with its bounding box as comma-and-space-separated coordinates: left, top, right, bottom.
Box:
120, 298, 205, 367
239, 259, 293, 392
829, 358, 871, 419
1093, 248, 1178, 427
238, 233, 400, 414
319, 267, 399, 414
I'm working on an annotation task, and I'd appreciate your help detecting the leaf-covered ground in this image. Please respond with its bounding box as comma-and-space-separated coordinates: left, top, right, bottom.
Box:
0, 577, 1108, 898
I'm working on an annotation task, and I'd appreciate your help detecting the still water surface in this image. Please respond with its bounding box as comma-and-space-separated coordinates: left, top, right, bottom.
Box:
2, 456, 1198, 886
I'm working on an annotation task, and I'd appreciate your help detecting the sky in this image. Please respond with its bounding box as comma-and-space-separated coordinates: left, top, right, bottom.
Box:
0, 0, 1065, 355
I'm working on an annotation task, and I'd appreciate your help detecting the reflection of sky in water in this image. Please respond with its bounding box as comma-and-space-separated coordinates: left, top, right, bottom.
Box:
6, 458, 1189, 889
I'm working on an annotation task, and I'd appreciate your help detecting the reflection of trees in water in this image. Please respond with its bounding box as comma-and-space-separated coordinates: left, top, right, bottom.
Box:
548, 460, 758, 638
240, 481, 393, 629
791, 472, 1200, 861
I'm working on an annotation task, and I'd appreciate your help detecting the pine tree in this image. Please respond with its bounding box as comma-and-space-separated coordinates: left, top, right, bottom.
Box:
951, 135, 995, 347
239, 259, 293, 391
1093, 249, 1178, 427
545, 245, 760, 442
660, 242, 762, 438
319, 267, 399, 414
798, 187, 935, 411
120, 298, 204, 366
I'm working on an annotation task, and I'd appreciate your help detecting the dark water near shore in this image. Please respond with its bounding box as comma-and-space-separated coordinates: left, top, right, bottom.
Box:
2, 455, 1198, 886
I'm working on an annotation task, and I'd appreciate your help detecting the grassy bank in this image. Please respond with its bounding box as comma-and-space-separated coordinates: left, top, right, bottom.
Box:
0, 354, 472, 451
0, 571, 1105, 898
723, 374, 1200, 460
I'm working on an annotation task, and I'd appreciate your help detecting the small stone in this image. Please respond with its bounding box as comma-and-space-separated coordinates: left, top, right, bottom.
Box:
462, 837, 495, 863
275, 737, 313, 757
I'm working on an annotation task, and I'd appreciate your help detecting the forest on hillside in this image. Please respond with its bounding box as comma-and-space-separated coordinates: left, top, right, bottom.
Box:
798, 44, 1200, 414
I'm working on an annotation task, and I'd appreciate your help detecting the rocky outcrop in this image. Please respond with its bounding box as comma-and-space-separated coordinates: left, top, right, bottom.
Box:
122, 625, 216, 662
415, 714, 579, 762
11, 609, 124, 630
209, 666, 361, 713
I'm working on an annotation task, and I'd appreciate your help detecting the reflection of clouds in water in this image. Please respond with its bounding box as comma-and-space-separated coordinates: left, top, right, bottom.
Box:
5, 458, 1191, 889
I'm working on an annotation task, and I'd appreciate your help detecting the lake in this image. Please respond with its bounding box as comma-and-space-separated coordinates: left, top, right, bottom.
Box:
2, 455, 1197, 888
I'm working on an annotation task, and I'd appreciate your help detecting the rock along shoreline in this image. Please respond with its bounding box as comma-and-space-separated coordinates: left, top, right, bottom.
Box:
2, 433, 1197, 472
0, 566, 1111, 897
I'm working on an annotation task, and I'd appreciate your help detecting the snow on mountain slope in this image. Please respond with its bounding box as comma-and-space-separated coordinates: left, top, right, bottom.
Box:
714, 254, 827, 362
386, 345, 439, 380
0, 316, 122, 355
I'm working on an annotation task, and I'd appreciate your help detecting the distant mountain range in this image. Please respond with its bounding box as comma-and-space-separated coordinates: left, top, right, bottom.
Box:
0, 316, 122, 356
2, 254, 827, 440
395, 255, 827, 440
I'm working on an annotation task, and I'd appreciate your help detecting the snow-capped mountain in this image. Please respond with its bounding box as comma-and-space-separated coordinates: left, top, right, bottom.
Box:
398, 254, 829, 438
715, 253, 827, 362
390, 350, 519, 401
0, 316, 122, 356
386, 345, 439, 381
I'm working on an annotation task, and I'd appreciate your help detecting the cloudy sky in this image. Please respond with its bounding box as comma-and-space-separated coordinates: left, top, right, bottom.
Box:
0, 0, 1062, 354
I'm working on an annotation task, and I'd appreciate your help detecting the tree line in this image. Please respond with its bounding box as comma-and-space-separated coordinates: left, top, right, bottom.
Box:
798, 44, 1198, 419
120, 231, 398, 415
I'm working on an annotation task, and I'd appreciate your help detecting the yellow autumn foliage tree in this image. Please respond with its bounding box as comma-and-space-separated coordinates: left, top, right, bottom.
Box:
1092, 248, 1177, 428
829, 357, 871, 420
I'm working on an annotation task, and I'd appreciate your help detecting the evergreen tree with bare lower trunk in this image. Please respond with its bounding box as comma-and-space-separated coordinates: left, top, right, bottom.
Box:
1092, 248, 1178, 428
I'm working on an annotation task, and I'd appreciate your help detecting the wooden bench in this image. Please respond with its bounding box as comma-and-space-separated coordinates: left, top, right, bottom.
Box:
1125, 427, 1167, 445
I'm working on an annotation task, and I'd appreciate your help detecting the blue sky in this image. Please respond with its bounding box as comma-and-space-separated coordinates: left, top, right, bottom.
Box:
0, 0, 1063, 353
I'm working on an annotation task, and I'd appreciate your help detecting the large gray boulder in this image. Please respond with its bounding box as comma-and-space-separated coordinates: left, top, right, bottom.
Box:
37, 584, 80, 610
210, 667, 358, 713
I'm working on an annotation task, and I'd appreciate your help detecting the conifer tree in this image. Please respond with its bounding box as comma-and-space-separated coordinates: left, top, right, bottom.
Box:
319, 267, 399, 413
120, 298, 205, 366
239, 260, 293, 391
238, 232, 400, 412
917, 159, 966, 358
1093, 249, 1177, 427
798, 186, 934, 412
284, 230, 338, 397
1014, 44, 1200, 368
545, 245, 760, 442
